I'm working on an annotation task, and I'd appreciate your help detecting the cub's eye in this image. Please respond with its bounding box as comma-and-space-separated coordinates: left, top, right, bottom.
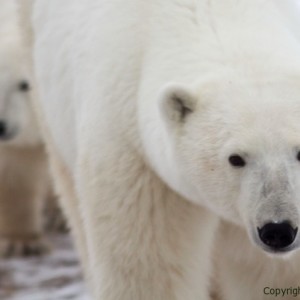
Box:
228, 154, 246, 168
297, 151, 300, 161
18, 80, 30, 92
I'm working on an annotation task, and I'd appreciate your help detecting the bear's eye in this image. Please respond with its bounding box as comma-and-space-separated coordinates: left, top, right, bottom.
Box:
18, 80, 30, 92
228, 155, 246, 168
297, 151, 300, 162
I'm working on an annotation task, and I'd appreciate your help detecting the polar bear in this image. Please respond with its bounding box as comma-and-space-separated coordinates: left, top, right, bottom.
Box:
0, 0, 51, 257
210, 2, 300, 299
18, 0, 300, 299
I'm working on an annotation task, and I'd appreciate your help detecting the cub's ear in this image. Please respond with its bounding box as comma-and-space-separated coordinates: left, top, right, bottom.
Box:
159, 83, 196, 124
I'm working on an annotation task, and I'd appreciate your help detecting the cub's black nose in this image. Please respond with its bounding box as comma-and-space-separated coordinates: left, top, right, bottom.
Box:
258, 222, 298, 251
0, 121, 7, 138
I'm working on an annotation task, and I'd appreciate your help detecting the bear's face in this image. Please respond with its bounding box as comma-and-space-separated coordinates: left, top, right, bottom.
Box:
0, 59, 40, 148
159, 77, 300, 255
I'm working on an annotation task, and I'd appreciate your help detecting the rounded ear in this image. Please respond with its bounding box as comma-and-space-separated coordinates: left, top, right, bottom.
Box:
159, 83, 196, 124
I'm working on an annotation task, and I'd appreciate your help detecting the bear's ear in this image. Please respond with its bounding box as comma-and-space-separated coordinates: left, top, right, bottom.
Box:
159, 83, 196, 124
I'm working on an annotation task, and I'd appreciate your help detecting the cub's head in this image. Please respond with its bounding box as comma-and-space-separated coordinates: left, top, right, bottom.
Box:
0, 53, 40, 148
158, 76, 300, 256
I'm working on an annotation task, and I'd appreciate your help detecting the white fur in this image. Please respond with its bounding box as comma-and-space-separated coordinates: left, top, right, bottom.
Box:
19, 0, 300, 299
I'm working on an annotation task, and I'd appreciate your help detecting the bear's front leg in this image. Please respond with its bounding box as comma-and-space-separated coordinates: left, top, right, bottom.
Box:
0, 183, 49, 257
77, 149, 218, 300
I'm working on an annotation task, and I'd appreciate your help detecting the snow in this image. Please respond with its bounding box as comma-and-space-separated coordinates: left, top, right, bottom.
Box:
0, 234, 89, 300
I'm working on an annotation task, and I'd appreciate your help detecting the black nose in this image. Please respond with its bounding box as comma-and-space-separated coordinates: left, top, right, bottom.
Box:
258, 222, 298, 250
0, 121, 7, 137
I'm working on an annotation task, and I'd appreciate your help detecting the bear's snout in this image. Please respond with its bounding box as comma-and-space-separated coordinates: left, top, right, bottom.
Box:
0, 120, 8, 139
257, 221, 298, 252
0, 120, 17, 141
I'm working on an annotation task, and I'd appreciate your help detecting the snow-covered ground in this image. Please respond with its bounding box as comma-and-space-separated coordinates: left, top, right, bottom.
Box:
0, 234, 89, 300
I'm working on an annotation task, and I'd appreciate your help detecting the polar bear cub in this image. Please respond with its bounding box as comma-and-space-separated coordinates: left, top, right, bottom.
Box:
0, 0, 49, 257
19, 0, 300, 299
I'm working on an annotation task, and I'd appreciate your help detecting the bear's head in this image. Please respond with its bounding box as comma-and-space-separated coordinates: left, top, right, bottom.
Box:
0, 50, 40, 148
158, 75, 300, 256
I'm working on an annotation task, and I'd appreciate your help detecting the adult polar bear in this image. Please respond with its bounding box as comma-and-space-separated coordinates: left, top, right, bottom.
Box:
20, 0, 300, 299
